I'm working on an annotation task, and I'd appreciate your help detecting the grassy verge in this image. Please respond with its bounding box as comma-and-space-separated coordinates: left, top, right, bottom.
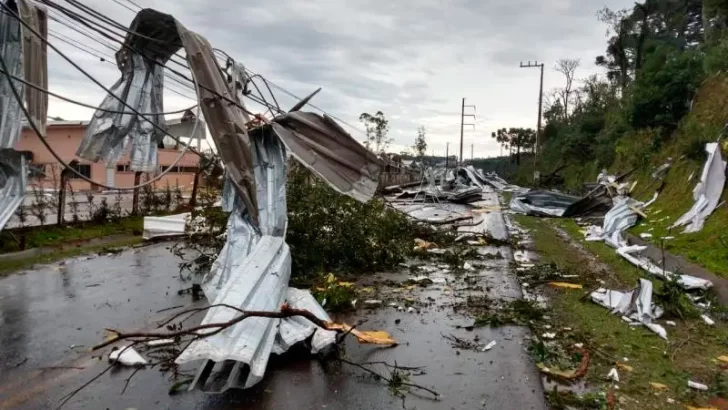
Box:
0, 216, 143, 253
0, 236, 143, 275
514, 214, 728, 410
0, 216, 145, 275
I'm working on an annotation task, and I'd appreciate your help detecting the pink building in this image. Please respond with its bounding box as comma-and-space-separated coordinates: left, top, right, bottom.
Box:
16, 115, 204, 192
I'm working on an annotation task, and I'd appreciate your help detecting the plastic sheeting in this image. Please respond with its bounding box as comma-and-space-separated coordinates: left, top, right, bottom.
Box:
671, 143, 726, 233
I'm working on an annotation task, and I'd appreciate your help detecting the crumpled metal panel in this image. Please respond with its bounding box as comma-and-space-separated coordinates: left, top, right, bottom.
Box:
17, 0, 47, 135
671, 142, 726, 233
273, 288, 337, 355
509, 190, 579, 217
271, 112, 381, 203
601, 198, 640, 248
591, 279, 667, 339
617, 245, 712, 290
0, 0, 24, 149
76, 53, 166, 171
0, 149, 27, 231
106, 9, 382, 392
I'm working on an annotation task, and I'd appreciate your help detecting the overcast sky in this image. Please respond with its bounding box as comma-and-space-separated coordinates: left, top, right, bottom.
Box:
44, 0, 635, 159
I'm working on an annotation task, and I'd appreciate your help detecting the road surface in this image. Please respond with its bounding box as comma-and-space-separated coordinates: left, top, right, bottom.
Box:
0, 191, 547, 409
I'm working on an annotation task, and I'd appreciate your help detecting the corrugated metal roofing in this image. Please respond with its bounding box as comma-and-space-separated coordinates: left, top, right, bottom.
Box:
0, 150, 27, 231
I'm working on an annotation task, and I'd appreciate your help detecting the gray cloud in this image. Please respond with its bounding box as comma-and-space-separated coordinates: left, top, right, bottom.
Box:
43, 0, 635, 158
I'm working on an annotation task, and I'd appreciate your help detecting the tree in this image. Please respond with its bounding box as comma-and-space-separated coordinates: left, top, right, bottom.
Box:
491, 128, 536, 165
359, 111, 391, 154
554, 59, 580, 120
412, 126, 427, 158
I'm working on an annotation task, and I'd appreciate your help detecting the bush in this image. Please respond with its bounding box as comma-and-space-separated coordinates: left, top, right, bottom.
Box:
173, 164, 417, 280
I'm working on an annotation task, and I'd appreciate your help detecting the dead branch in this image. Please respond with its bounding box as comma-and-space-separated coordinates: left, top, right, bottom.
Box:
94, 304, 329, 351
56, 363, 114, 410
338, 358, 439, 398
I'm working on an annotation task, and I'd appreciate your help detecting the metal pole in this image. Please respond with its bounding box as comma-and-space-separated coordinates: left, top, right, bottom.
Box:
471, 143, 474, 161
445, 142, 449, 170
459, 97, 464, 166
536, 63, 544, 182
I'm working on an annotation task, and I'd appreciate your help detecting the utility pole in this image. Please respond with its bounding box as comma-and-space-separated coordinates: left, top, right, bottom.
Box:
445, 142, 449, 170
519, 61, 544, 184
471, 143, 474, 161
459, 98, 476, 166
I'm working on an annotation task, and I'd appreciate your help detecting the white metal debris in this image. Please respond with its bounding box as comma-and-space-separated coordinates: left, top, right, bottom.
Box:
607, 367, 619, 382
590, 279, 667, 339
701, 314, 715, 326
688, 380, 708, 391
617, 245, 712, 290
109, 346, 148, 366
482, 340, 497, 352
672, 142, 726, 233
142, 213, 190, 240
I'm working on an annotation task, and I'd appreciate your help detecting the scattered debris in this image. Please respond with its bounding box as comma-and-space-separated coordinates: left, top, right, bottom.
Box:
590, 279, 668, 339
364, 300, 383, 307
701, 314, 715, 326
672, 142, 726, 233
482, 340, 497, 352
650, 382, 669, 391
109, 346, 147, 367
542, 332, 556, 339
639, 233, 653, 239
607, 367, 619, 382
688, 380, 709, 391
548, 282, 583, 290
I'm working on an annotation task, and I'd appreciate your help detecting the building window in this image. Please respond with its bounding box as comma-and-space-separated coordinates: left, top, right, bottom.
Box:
69, 164, 91, 179
179, 166, 198, 173
117, 164, 131, 172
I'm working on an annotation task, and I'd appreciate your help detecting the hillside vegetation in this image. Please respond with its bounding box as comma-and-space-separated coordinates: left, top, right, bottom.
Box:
479, 0, 728, 277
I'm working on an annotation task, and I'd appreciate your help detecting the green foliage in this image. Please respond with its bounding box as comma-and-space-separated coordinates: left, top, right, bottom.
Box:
654, 275, 700, 319
704, 37, 728, 74
491, 127, 536, 165
287, 164, 415, 278
627, 46, 704, 130
311, 273, 357, 312
359, 111, 391, 153
175, 163, 417, 280
412, 126, 427, 158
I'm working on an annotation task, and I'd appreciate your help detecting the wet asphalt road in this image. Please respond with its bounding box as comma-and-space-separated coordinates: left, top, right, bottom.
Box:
0, 192, 547, 410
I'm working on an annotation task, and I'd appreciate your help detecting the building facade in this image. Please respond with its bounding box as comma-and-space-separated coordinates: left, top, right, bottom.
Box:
16, 115, 204, 192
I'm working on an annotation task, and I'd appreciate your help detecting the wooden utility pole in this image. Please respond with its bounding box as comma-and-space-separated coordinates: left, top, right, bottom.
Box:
519, 61, 545, 183
459, 98, 476, 166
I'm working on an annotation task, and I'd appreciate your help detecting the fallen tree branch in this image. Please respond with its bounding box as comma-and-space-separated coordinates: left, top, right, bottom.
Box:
93, 304, 329, 351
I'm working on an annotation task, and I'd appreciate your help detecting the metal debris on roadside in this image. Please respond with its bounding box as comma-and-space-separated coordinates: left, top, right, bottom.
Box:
671, 143, 726, 233
590, 279, 668, 340
688, 380, 709, 391
109, 346, 148, 367
701, 314, 715, 326
607, 367, 619, 382
482, 340, 497, 351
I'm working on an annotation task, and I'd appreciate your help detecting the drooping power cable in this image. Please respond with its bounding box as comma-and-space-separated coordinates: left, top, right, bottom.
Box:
0, 2, 204, 191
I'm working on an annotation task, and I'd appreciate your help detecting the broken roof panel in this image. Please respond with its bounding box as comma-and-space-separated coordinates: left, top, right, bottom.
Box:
0, 150, 27, 231
671, 142, 726, 233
